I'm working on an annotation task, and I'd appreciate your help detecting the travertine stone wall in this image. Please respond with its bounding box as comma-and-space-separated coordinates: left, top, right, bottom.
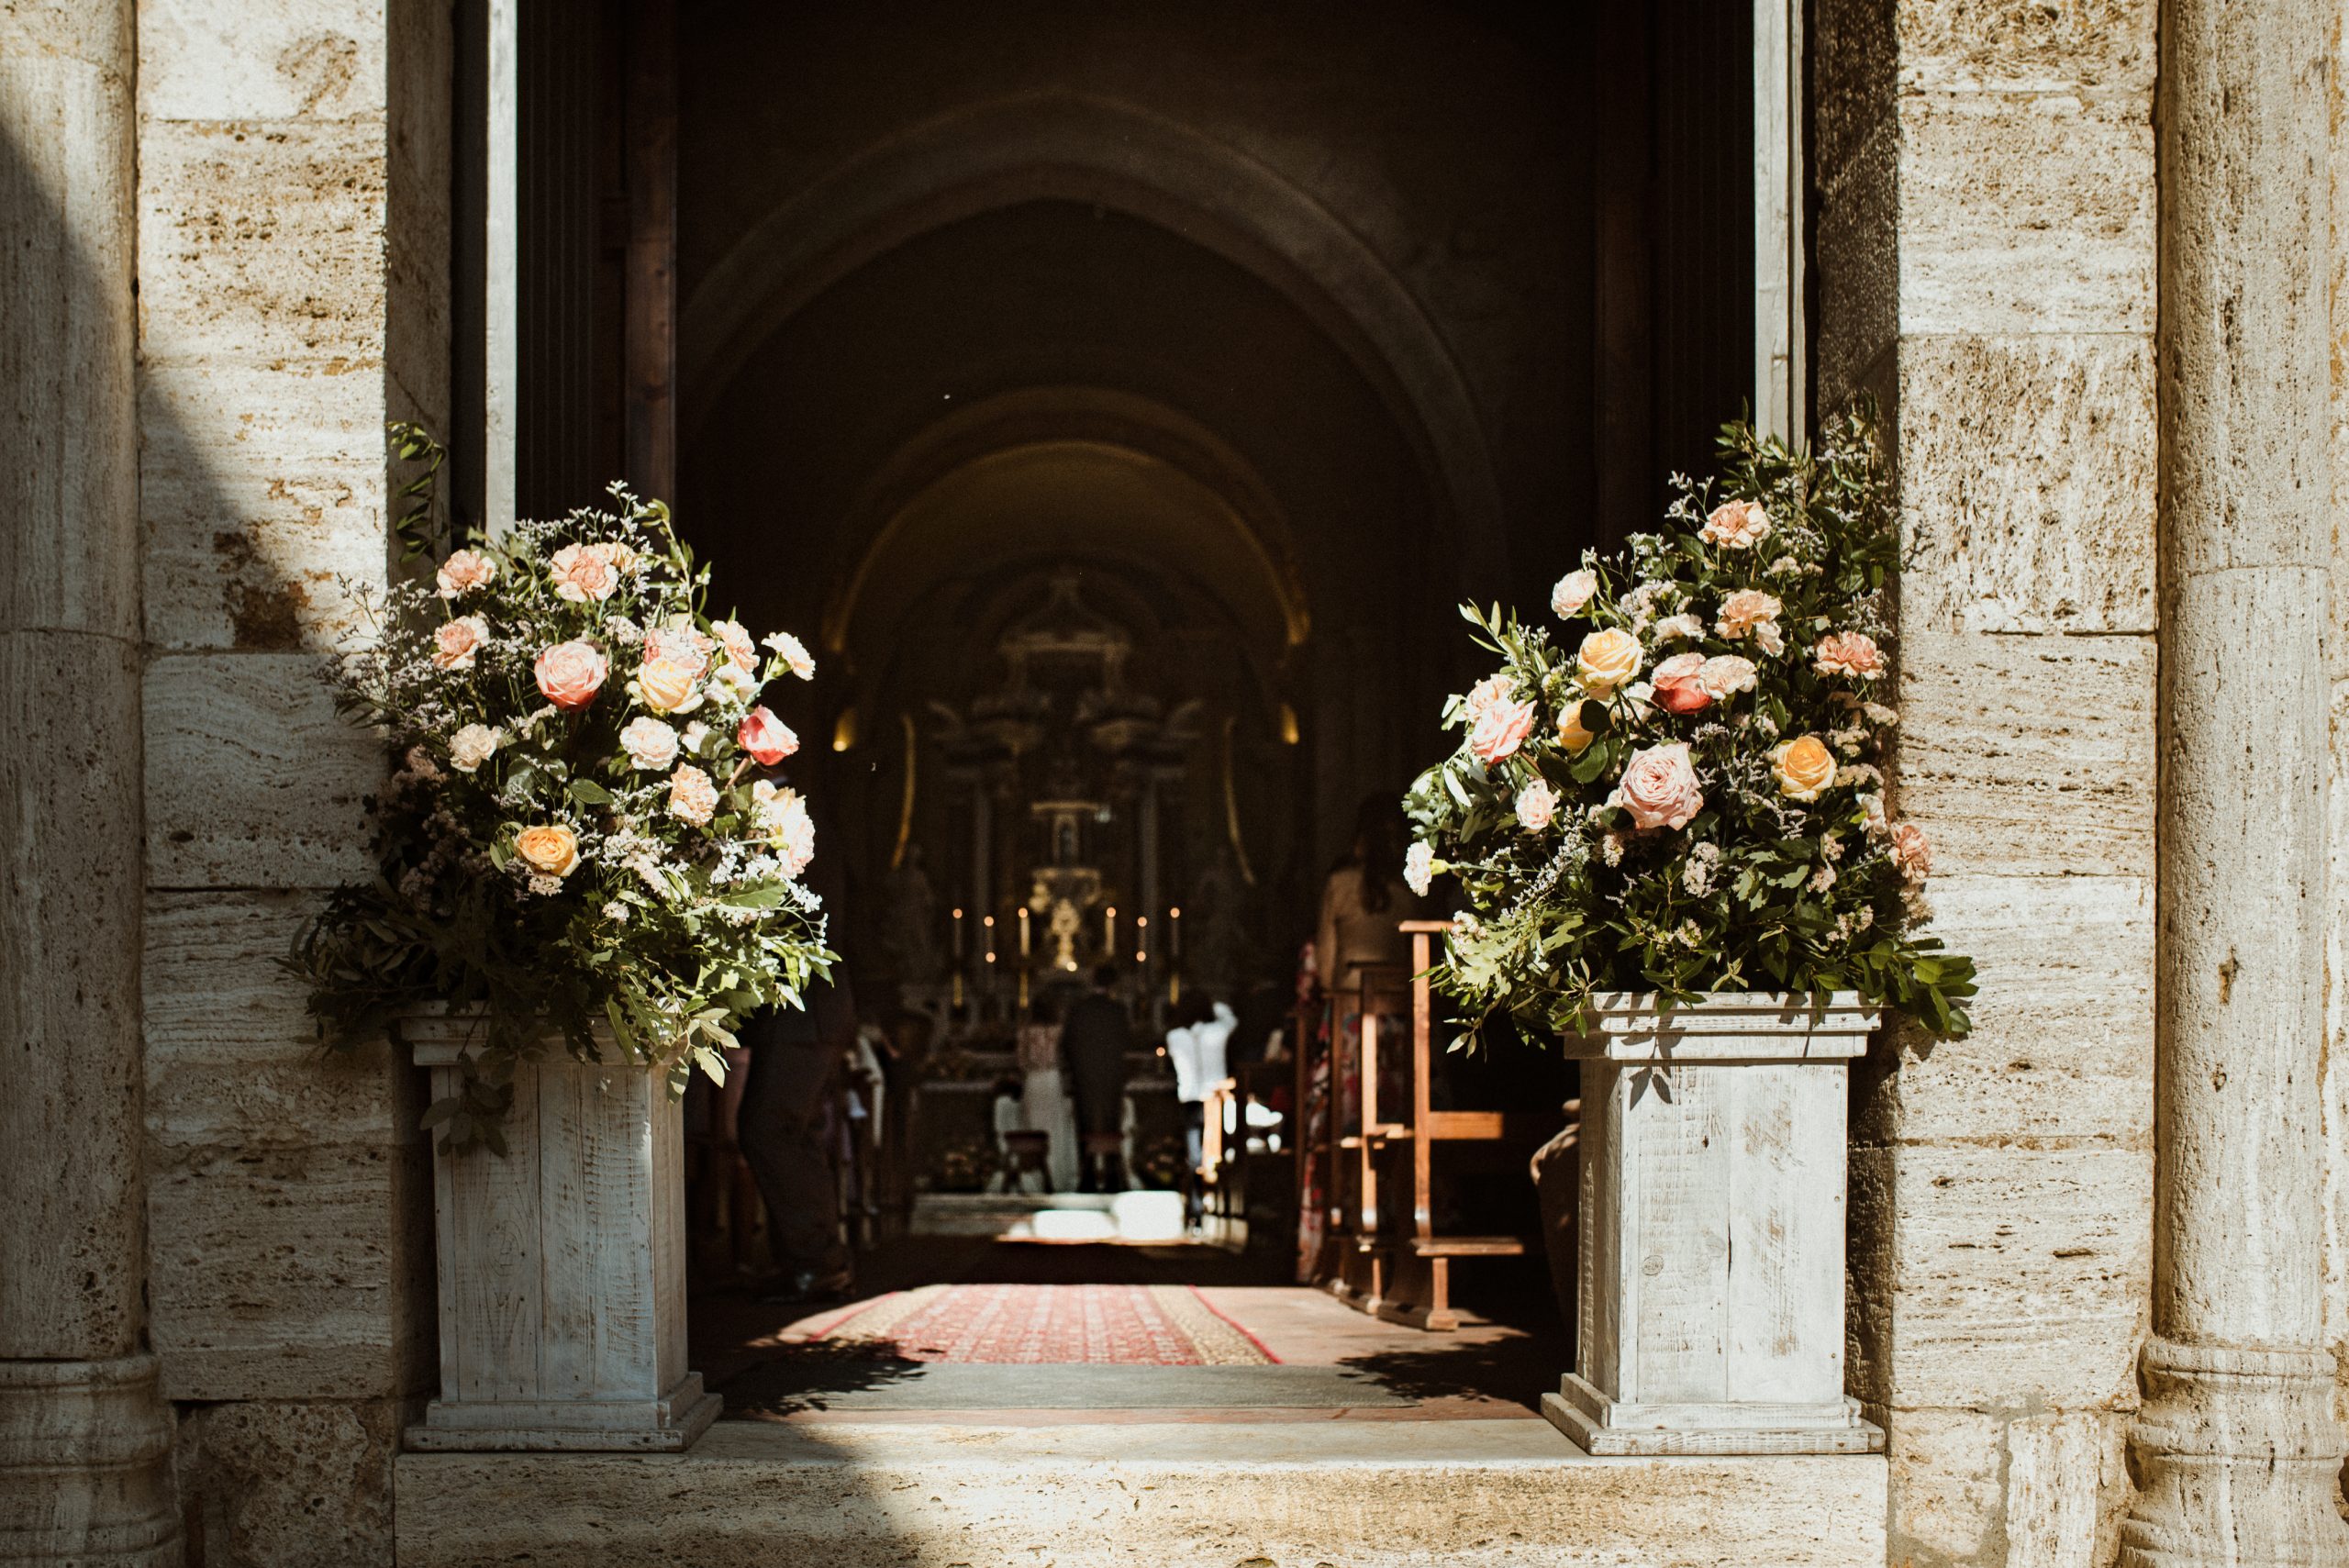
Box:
2326, 0, 2349, 1522
135, 0, 447, 1559
1815, 3, 2157, 1562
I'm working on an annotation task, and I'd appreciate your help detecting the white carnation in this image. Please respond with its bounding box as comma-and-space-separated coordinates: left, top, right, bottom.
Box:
449, 723, 503, 773
1403, 841, 1435, 897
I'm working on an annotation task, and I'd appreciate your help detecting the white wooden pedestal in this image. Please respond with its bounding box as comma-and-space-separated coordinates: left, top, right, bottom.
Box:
401, 1014, 719, 1451
1543, 992, 1884, 1456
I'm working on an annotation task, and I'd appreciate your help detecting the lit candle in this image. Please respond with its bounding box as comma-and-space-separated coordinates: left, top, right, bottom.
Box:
1104, 905, 1118, 951
982, 914, 996, 964
1168, 906, 1182, 960
952, 907, 965, 959
1018, 906, 1030, 957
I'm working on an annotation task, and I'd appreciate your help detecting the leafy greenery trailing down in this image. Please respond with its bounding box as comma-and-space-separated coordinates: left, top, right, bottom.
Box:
290, 427, 835, 1149
1404, 406, 1976, 1047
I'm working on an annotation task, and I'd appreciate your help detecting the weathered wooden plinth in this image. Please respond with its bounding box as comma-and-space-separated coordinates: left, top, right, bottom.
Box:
1545, 993, 1883, 1457
402, 1016, 718, 1451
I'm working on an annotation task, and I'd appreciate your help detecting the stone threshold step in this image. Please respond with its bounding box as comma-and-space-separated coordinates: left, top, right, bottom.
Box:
395, 1419, 1887, 1567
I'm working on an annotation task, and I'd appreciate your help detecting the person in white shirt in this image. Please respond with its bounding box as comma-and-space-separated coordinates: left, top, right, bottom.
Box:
1164, 997, 1238, 1226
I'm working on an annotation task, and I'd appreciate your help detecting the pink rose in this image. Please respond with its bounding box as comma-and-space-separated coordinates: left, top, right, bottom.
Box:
1468, 696, 1537, 766
1814, 630, 1887, 681
1515, 778, 1557, 832
737, 706, 799, 766
1889, 821, 1932, 883
1650, 651, 1713, 715
431, 614, 489, 671
1699, 499, 1773, 550
1615, 741, 1705, 831
1463, 673, 1515, 727
435, 548, 497, 599
533, 639, 608, 709
547, 542, 619, 603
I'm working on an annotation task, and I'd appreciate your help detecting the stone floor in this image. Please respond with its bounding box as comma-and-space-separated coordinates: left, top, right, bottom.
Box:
398, 1231, 1888, 1564
690, 1230, 1564, 1425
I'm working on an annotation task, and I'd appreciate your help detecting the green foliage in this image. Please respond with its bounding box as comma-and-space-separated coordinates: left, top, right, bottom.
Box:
1405, 404, 1976, 1048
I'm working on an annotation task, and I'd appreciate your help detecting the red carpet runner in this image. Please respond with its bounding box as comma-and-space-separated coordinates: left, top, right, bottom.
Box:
807, 1284, 1277, 1366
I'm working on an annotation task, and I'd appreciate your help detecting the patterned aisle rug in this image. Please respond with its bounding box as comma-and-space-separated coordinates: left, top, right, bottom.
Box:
806, 1284, 1277, 1366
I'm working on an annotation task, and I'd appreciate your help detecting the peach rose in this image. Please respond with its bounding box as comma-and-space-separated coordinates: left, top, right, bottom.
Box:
1813, 630, 1887, 681
1551, 569, 1599, 619
1557, 700, 1598, 754
666, 763, 718, 827
1468, 695, 1537, 766
619, 716, 679, 771
1889, 821, 1932, 883
737, 706, 799, 766
636, 655, 704, 717
547, 542, 619, 603
435, 548, 497, 599
1699, 499, 1773, 549
1769, 734, 1838, 802
514, 823, 580, 879
432, 614, 490, 671
1698, 654, 1759, 699
1615, 741, 1705, 831
1515, 778, 1558, 832
1650, 651, 1713, 715
534, 639, 609, 709
1575, 627, 1643, 695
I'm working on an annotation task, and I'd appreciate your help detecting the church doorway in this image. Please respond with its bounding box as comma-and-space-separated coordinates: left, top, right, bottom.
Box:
464, 0, 1774, 1429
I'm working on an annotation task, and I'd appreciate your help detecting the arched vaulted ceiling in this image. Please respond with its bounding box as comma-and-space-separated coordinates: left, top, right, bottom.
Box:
682, 198, 1442, 689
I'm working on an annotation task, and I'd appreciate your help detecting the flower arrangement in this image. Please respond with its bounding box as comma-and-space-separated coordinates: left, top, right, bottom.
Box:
292, 427, 834, 1148
1404, 406, 1976, 1044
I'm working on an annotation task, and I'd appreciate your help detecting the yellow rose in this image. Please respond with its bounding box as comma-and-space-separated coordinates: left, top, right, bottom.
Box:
514, 824, 581, 878
636, 655, 704, 716
1575, 627, 1643, 695
1557, 700, 1597, 754
1769, 735, 1838, 802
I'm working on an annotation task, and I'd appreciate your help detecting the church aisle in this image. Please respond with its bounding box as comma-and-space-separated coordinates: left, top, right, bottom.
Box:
691, 1237, 1561, 1425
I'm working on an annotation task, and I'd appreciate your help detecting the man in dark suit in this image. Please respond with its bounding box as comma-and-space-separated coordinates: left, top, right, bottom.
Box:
1057, 963, 1134, 1193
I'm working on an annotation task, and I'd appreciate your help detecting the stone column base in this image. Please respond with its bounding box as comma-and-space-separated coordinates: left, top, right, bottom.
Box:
0, 1354, 180, 1566
2121, 1338, 2349, 1568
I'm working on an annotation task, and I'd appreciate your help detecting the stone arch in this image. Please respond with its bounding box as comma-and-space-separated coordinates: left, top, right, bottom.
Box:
679, 88, 1504, 591
817, 384, 1311, 660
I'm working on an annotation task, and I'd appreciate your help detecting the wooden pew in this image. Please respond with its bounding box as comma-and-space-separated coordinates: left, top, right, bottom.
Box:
1333, 922, 1543, 1330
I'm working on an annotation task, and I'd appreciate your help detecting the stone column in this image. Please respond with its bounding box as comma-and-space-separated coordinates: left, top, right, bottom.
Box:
2128, 3, 2349, 1562
0, 3, 180, 1564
